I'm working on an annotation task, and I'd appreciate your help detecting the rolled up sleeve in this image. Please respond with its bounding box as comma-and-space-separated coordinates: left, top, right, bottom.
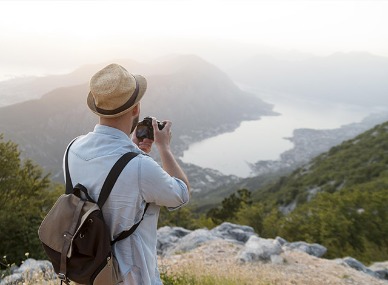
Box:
138, 155, 189, 210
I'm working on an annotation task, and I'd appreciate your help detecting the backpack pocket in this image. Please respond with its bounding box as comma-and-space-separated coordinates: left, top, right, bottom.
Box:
92, 253, 122, 285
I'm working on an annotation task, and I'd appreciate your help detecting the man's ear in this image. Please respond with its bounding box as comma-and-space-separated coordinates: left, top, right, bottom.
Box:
132, 103, 140, 116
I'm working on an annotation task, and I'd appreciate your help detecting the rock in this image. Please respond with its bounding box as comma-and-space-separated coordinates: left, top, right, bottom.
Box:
338, 257, 380, 279
369, 261, 388, 280
157, 222, 257, 256
0, 259, 56, 285
283, 241, 327, 257
374, 270, 388, 280
270, 254, 285, 265
275, 236, 287, 246
210, 222, 256, 243
237, 235, 283, 264
165, 228, 220, 255
0, 273, 23, 285
156, 226, 192, 255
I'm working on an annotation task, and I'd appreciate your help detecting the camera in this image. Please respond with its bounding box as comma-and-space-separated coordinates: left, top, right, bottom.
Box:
136, 117, 166, 140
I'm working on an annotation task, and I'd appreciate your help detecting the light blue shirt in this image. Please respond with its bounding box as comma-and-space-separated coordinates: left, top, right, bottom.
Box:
63, 124, 189, 285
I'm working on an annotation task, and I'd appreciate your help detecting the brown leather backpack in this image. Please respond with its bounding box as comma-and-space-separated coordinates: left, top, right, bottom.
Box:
38, 141, 148, 284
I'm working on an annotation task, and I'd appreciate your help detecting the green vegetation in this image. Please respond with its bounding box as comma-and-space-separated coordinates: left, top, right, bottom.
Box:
0, 135, 62, 267
254, 121, 388, 206
160, 270, 251, 285
159, 264, 271, 285
254, 121, 388, 263
207, 189, 252, 224
163, 122, 388, 264
277, 180, 388, 262
160, 272, 240, 285
158, 204, 217, 230
1, 120, 388, 269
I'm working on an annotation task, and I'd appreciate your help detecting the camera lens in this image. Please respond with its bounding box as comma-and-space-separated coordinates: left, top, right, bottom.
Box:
136, 125, 151, 139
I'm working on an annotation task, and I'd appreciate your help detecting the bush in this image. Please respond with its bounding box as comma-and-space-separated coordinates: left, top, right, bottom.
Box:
0, 135, 62, 266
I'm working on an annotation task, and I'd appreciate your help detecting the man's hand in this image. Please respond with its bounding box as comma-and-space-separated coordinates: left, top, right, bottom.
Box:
137, 138, 154, 153
132, 128, 154, 153
152, 118, 172, 150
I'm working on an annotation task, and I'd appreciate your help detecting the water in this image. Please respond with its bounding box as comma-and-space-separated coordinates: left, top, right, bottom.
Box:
0, 66, 73, 82
0, 66, 43, 82
180, 96, 375, 177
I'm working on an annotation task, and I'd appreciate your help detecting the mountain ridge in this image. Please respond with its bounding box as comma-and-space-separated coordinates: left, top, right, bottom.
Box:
189, 112, 388, 209
0, 55, 275, 185
254, 120, 388, 209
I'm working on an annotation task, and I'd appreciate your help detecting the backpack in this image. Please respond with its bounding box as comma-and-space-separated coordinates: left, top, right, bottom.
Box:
38, 140, 149, 284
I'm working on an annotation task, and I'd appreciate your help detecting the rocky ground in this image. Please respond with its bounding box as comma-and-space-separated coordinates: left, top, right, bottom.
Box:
159, 239, 388, 285
156, 222, 388, 285
1, 223, 387, 285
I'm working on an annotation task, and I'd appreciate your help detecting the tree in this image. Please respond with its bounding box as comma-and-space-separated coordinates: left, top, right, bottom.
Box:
235, 202, 264, 234
207, 189, 252, 224
0, 135, 61, 266
276, 183, 388, 263
158, 206, 196, 230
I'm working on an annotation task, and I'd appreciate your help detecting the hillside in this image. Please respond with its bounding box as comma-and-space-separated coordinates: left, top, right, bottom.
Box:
0, 55, 275, 184
249, 121, 388, 262
189, 113, 388, 210
251, 112, 388, 176
254, 120, 388, 209
192, 121, 388, 264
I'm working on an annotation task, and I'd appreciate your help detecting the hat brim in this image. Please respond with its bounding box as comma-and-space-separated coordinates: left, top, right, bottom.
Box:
87, 74, 147, 118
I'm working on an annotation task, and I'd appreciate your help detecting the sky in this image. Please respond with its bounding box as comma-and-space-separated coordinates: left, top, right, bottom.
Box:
1, 0, 388, 79
1, 0, 387, 177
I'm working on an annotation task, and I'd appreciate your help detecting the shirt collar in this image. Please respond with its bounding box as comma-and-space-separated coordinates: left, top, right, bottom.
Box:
93, 124, 131, 141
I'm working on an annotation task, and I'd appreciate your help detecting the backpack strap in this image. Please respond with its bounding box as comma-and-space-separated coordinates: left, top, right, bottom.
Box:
59, 198, 86, 285
65, 139, 138, 201
111, 202, 150, 245
97, 152, 139, 208
97, 152, 150, 243
64, 138, 78, 194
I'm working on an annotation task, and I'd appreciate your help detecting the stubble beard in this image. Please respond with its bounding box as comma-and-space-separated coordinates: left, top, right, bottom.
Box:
130, 115, 139, 134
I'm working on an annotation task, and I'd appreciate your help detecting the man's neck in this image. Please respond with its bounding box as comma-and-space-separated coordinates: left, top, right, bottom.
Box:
99, 116, 131, 137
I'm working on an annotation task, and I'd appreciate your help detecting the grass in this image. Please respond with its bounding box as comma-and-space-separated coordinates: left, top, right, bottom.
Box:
160, 270, 252, 285
4, 245, 377, 285
156, 239, 278, 285
159, 260, 275, 285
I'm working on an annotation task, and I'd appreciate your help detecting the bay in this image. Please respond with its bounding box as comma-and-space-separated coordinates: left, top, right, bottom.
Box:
180, 97, 375, 177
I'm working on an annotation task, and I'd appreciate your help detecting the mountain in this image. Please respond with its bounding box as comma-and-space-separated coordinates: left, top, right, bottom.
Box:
203, 119, 388, 214
196, 121, 388, 263
249, 121, 388, 263
230, 52, 388, 108
0, 55, 276, 185
250, 112, 388, 176
189, 112, 388, 210
253, 120, 388, 212
0, 59, 146, 107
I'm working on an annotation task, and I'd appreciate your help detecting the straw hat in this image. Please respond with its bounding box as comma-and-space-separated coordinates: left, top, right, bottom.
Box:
87, 63, 147, 118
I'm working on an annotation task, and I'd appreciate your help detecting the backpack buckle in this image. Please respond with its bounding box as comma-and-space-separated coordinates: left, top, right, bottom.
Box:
58, 273, 70, 284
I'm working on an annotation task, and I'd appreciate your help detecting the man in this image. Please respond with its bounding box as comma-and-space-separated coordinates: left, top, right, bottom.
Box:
64, 63, 190, 284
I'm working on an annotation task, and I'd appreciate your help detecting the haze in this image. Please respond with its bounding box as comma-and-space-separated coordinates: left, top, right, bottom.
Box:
1, 0, 388, 79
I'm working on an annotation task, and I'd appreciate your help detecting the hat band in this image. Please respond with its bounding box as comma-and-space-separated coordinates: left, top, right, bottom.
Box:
94, 78, 140, 115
